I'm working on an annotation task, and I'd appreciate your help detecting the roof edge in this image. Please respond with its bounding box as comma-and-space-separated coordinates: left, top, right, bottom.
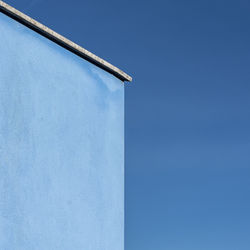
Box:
0, 0, 132, 82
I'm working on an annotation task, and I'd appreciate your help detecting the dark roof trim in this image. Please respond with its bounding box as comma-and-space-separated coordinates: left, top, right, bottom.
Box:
0, 0, 132, 82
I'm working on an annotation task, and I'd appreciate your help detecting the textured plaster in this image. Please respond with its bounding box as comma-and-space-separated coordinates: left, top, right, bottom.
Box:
0, 11, 124, 250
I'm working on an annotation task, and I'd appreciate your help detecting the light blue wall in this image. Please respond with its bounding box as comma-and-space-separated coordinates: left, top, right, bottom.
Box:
0, 13, 124, 250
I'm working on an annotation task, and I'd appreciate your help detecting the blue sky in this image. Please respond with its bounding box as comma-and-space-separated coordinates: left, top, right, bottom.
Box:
5, 0, 250, 249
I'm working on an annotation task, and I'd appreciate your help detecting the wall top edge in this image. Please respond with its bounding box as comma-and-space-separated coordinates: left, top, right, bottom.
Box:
0, 0, 132, 82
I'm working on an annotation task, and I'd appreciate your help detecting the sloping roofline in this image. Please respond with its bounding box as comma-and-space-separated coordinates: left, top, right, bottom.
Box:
0, 0, 132, 82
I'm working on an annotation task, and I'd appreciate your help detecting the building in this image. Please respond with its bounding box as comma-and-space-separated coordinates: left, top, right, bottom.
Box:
0, 1, 131, 249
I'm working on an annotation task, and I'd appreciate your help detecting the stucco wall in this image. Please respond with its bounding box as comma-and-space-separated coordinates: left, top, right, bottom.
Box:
0, 12, 124, 250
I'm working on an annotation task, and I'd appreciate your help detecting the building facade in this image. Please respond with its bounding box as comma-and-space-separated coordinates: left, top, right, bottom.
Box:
0, 1, 131, 249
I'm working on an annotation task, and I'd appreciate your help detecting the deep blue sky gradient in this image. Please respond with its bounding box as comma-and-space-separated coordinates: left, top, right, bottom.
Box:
4, 0, 250, 249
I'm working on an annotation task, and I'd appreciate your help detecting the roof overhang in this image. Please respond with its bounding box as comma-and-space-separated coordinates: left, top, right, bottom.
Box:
0, 0, 132, 82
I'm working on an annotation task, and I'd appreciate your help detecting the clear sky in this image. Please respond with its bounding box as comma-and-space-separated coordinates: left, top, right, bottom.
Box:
4, 0, 250, 249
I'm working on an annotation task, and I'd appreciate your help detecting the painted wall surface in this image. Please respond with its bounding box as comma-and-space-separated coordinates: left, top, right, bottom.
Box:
0, 13, 124, 250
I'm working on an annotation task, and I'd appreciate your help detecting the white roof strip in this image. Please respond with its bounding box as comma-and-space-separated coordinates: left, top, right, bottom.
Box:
0, 0, 132, 82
